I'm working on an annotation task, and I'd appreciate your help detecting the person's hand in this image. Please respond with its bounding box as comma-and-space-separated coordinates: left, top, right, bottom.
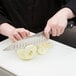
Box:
44, 8, 75, 38
0, 23, 30, 42
9, 28, 30, 42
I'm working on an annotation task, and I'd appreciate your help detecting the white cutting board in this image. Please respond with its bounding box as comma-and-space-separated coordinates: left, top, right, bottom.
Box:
0, 38, 76, 76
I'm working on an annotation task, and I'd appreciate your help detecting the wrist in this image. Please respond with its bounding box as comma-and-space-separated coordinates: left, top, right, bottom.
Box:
59, 8, 75, 19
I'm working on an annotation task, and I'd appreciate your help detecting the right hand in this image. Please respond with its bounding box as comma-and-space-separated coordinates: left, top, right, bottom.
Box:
44, 8, 75, 38
0, 23, 30, 42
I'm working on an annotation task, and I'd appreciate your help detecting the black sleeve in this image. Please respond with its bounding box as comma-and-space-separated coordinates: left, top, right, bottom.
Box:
0, 3, 11, 24
65, 0, 76, 15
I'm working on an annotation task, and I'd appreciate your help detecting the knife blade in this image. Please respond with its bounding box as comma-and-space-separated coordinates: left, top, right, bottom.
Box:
3, 31, 48, 51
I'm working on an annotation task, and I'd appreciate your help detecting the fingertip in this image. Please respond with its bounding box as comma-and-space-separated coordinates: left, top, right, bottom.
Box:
44, 28, 51, 39
27, 31, 30, 36
44, 30, 50, 39
24, 30, 30, 37
9, 36, 17, 42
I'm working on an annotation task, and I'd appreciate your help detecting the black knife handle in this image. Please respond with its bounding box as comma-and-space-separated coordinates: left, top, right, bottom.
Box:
67, 21, 75, 28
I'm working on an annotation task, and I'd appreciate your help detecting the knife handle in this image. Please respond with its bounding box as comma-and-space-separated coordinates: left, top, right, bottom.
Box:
67, 21, 75, 28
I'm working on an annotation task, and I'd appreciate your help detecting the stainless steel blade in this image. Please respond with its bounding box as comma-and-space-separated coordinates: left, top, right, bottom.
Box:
3, 31, 48, 51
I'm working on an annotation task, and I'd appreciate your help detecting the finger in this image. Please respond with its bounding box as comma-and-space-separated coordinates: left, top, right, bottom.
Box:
57, 30, 61, 36
44, 25, 51, 38
56, 25, 65, 36
56, 27, 61, 36
18, 29, 30, 38
60, 28, 65, 35
13, 32, 22, 40
51, 26, 57, 37
18, 31, 26, 38
9, 36, 17, 42
17, 28, 26, 38
24, 29, 30, 37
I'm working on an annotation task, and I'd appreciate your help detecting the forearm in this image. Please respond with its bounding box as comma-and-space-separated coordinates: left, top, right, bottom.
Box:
65, 0, 76, 16
56, 8, 75, 19
0, 23, 16, 37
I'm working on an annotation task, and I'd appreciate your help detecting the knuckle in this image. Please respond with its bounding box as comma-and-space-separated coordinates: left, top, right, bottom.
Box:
13, 32, 19, 36
57, 33, 60, 36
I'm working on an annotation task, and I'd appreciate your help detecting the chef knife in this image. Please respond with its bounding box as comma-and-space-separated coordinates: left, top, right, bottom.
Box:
3, 31, 48, 51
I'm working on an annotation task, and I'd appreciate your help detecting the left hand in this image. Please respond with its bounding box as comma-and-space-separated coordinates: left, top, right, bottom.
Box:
44, 8, 75, 38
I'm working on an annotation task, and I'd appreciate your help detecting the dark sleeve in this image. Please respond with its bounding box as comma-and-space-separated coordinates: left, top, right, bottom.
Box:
65, 0, 76, 15
0, 4, 11, 24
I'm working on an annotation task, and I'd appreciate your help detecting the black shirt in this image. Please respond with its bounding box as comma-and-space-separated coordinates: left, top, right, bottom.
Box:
0, 0, 61, 33
0, 0, 76, 32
